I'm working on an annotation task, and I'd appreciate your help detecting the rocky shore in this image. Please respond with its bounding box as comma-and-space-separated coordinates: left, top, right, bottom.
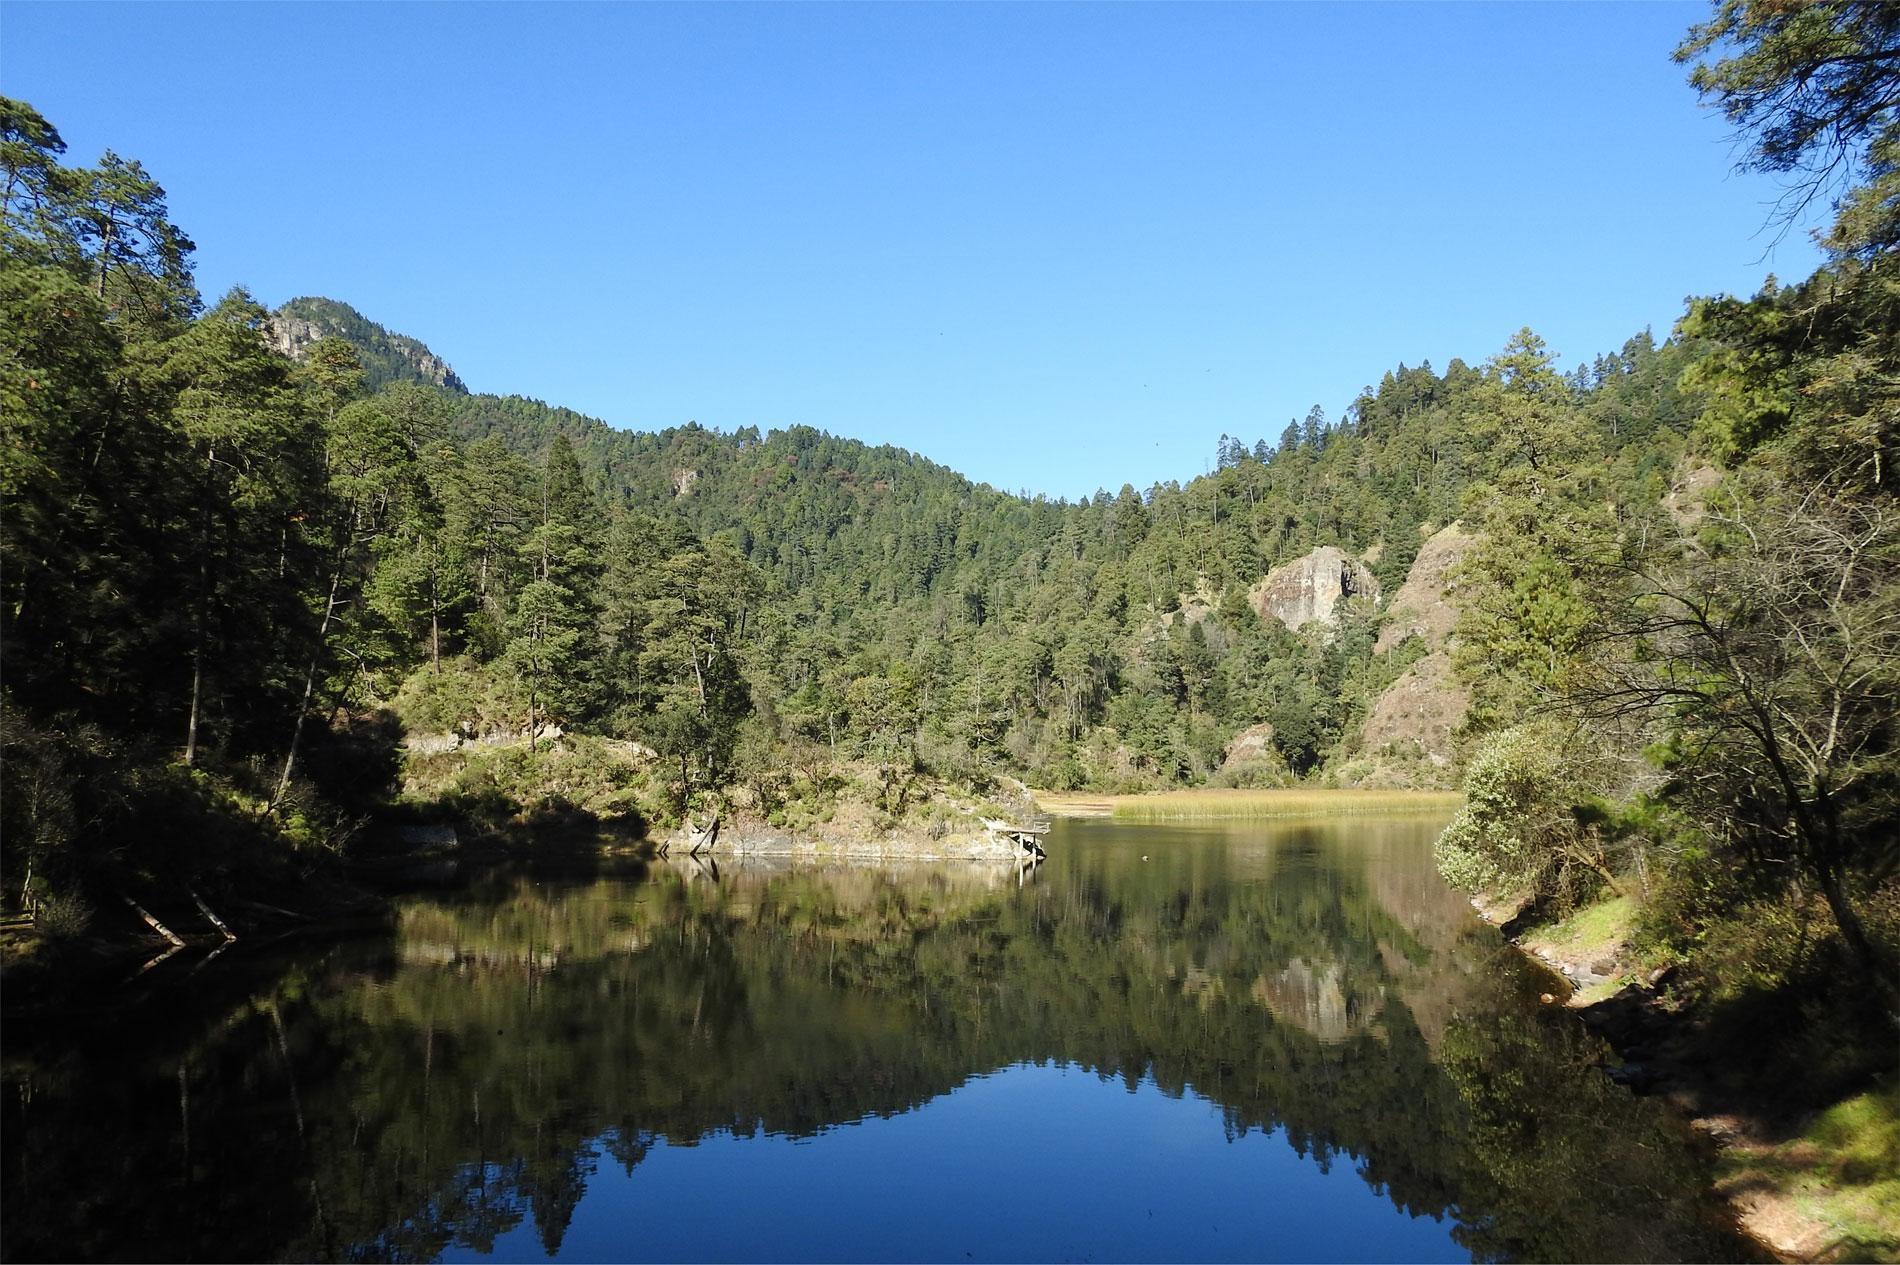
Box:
667, 817, 1032, 863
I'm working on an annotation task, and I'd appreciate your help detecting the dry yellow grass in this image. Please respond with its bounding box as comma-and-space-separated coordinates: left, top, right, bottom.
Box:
1034, 787, 1463, 821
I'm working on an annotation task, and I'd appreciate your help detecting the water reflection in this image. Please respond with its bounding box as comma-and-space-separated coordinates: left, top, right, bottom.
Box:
2, 818, 1746, 1262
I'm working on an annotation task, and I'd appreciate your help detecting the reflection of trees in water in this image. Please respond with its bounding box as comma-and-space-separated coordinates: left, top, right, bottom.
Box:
1434, 945, 1743, 1265
2, 827, 1742, 1262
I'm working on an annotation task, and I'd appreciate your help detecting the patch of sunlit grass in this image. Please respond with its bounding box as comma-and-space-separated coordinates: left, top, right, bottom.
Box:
1525, 895, 1636, 961
1719, 1082, 1900, 1262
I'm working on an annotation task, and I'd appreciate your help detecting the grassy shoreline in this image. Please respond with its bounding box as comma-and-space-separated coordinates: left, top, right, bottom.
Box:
1035, 786, 1464, 821
1478, 891, 1900, 1263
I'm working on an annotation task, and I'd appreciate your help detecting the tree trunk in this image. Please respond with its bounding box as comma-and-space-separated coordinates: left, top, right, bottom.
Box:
185, 450, 218, 767
1573, 846, 1626, 899
185, 552, 207, 767
1814, 861, 1899, 1006
95, 219, 113, 299
184, 648, 204, 767
271, 564, 345, 812
123, 895, 185, 947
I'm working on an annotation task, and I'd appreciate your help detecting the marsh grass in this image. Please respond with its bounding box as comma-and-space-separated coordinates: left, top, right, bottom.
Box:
1038, 787, 1463, 821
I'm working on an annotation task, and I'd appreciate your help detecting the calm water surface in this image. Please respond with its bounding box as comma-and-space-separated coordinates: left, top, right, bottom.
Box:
3, 817, 1747, 1262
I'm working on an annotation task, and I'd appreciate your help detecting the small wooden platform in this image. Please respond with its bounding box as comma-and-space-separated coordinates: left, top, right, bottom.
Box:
983, 817, 1051, 858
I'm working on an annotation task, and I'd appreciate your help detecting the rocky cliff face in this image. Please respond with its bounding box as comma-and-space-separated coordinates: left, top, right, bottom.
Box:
265, 297, 468, 395
1372, 522, 1471, 655
1662, 461, 1721, 529
1249, 545, 1380, 632
1358, 651, 1468, 779
1351, 522, 1475, 787
264, 313, 333, 361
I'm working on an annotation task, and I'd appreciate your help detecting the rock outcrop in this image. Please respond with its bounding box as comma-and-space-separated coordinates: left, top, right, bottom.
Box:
1662, 462, 1721, 529
1221, 721, 1276, 767
1250, 546, 1379, 632
1219, 721, 1286, 780
1358, 649, 1468, 777
1352, 523, 1475, 784
1373, 521, 1471, 654
266, 297, 468, 394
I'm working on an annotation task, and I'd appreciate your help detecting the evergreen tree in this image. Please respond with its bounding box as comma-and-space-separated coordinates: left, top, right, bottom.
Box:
160, 290, 323, 765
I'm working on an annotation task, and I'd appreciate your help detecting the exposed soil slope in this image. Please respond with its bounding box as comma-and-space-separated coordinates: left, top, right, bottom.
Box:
1352, 523, 1475, 785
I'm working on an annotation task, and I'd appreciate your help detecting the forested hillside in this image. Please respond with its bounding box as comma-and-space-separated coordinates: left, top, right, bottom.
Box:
3, 0, 1894, 1041
267, 301, 1702, 795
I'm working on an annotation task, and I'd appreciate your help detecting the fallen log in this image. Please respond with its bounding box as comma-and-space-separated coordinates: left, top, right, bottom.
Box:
187, 887, 238, 942
237, 899, 312, 923
122, 895, 186, 947
686, 814, 721, 856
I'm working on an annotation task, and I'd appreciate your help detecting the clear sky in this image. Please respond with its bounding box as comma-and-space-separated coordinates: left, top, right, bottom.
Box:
5, 1, 1825, 499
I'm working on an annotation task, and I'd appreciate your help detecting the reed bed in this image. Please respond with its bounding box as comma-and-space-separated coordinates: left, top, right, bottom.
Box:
1037, 787, 1462, 821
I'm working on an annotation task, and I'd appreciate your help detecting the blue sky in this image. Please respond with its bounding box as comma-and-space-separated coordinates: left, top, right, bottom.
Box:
6, 2, 1824, 498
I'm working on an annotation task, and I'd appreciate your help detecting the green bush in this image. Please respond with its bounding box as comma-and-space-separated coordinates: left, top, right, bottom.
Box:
392, 657, 526, 737
1435, 722, 1617, 906
913, 727, 995, 794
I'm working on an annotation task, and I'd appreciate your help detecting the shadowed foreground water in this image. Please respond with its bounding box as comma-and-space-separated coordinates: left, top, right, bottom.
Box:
3, 817, 1749, 1262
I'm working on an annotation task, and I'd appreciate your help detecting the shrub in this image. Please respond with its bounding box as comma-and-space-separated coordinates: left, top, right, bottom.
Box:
1435, 722, 1624, 906
34, 890, 93, 941
913, 728, 994, 793
392, 656, 526, 737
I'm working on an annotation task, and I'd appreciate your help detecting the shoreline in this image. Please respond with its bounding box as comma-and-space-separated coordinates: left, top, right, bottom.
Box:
1468, 894, 1845, 1264
0, 808, 1048, 1010
693, 828, 1031, 864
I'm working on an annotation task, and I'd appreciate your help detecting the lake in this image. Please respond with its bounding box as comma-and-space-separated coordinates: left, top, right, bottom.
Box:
1, 816, 1749, 1262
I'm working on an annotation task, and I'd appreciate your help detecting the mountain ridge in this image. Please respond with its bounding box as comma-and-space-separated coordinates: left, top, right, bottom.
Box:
268, 295, 469, 395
